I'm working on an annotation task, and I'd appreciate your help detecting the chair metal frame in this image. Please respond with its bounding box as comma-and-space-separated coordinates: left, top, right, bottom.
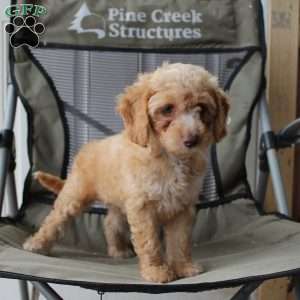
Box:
1, 75, 300, 300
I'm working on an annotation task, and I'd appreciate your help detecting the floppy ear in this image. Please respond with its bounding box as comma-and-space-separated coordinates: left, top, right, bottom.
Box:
117, 76, 152, 147
210, 88, 230, 143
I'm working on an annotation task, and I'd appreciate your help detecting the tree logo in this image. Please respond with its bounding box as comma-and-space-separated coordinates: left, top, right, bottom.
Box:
69, 3, 106, 39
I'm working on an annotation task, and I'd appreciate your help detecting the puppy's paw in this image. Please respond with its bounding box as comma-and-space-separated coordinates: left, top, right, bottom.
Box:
23, 236, 50, 255
108, 246, 135, 259
141, 264, 176, 283
174, 262, 204, 279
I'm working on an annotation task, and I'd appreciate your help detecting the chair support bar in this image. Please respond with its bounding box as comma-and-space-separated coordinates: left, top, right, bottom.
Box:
230, 281, 263, 300
19, 280, 29, 300
31, 282, 63, 300
0, 84, 17, 216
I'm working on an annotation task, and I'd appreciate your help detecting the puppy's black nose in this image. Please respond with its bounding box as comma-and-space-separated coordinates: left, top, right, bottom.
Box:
184, 135, 199, 148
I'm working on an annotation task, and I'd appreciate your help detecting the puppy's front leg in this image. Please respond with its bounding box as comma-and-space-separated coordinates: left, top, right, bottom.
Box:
126, 204, 176, 283
165, 206, 203, 279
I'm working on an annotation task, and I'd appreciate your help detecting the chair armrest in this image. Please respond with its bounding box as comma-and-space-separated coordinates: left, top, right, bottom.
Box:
277, 118, 300, 148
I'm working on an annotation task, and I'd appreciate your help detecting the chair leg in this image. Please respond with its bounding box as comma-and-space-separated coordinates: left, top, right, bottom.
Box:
19, 280, 29, 300
230, 281, 263, 300
31, 282, 63, 300
294, 276, 300, 300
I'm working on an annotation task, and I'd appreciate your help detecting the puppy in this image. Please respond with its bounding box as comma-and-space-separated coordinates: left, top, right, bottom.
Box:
23, 63, 229, 283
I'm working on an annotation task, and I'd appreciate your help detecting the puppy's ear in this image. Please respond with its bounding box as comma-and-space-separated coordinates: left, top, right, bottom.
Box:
210, 88, 230, 143
117, 75, 152, 147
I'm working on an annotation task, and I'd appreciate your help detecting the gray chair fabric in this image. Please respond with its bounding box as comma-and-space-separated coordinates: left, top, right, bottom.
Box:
0, 200, 300, 292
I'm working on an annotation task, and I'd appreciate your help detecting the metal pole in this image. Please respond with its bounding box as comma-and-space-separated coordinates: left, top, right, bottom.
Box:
259, 98, 289, 215
0, 84, 17, 215
230, 281, 262, 300
31, 282, 63, 300
19, 280, 29, 300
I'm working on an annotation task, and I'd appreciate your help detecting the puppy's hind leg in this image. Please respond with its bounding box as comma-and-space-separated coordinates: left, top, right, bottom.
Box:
104, 206, 134, 258
23, 174, 92, 254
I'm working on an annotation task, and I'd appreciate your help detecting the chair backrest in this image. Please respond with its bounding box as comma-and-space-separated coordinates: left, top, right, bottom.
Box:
11, 0, 265, 211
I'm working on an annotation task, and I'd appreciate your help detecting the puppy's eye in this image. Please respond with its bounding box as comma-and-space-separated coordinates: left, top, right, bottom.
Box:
197, 105, 211, 123
196, 104, 206, 118
161, 104, 174, 116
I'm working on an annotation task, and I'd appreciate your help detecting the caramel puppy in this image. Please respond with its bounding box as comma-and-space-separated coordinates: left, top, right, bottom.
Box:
24, 63, 229, 283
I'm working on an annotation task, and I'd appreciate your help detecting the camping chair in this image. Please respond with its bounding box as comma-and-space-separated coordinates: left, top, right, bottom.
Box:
1, 0, 300, 299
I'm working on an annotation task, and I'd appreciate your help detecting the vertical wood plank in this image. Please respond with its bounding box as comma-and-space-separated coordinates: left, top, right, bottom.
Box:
258, 278, 290, 300
258, 0, 299, 299
265, 0, 299, 213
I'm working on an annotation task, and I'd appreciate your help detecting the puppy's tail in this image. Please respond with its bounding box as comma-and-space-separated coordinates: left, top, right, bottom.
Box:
34, 171, 65, 194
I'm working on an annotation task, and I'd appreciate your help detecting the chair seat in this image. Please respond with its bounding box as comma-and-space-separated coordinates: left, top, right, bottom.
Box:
0, 200, 300, 293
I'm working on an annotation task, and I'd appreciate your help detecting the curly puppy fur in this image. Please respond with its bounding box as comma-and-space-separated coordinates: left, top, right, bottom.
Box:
23, 63, 229, 283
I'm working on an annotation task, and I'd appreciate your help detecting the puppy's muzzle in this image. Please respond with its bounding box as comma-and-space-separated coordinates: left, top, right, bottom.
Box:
184, 134, 200, 148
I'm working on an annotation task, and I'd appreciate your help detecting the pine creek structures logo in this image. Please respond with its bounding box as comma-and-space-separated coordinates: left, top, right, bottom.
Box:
4, 4, 47, 48
69, 3, 203, 41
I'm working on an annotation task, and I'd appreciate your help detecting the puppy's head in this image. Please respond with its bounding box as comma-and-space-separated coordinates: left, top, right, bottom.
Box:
118, 63, 230, 157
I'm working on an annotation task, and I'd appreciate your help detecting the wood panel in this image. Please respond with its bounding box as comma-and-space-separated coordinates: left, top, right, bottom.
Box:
258, 278, 291, 300
265, 0, 299, 213
259, 0, 299, 299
